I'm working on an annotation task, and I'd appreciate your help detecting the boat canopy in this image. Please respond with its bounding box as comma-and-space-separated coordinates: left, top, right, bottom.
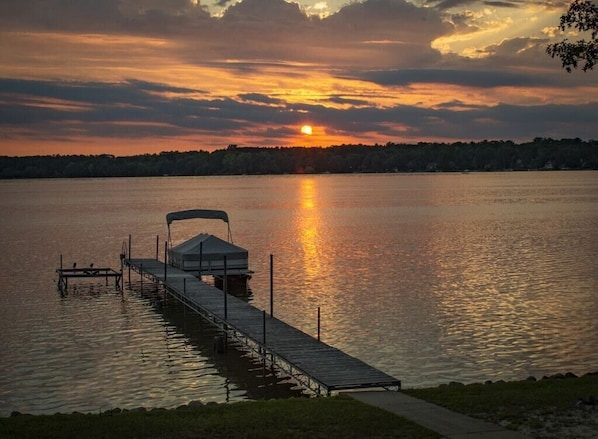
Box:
168, 233, 249, 274
166, 209, 233, 243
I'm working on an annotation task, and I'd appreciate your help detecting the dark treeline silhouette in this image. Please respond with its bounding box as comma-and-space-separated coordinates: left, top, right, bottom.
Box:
1, 138, 597, 179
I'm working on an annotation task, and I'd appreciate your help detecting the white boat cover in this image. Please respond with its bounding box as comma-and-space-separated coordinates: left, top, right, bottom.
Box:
168, 233, 248, 273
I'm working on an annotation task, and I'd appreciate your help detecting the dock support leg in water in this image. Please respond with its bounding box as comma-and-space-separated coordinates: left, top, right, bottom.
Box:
318, 307, 321, 342
270, 254, 274, 318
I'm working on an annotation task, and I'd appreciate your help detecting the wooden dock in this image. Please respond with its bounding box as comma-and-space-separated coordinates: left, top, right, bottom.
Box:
125, 258, 401, 396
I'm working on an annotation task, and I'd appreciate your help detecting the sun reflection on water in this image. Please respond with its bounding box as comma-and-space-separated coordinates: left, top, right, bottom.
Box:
288, 177, 348, 341
297, 178, 320, 282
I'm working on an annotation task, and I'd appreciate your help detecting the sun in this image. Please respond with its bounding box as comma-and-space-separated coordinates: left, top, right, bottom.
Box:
300, 125, 313, 135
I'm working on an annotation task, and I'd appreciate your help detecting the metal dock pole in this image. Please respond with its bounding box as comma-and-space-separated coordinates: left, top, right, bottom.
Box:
223, 255, 228, 320
318, 307, 321, 342
164, 241, 168, 281
270, 254, 274, 318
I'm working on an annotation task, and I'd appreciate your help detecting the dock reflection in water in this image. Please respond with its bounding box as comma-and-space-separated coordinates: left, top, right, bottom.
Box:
130, 280, 305, 402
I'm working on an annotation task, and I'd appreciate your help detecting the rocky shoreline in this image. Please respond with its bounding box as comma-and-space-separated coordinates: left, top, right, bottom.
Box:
454, 372, 598, 439
516, 403, 598, 439
9, 399, 211, 418
520, 374, 598, 439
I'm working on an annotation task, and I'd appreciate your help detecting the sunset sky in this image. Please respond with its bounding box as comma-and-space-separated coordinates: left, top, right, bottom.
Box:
1, 0, 597, 156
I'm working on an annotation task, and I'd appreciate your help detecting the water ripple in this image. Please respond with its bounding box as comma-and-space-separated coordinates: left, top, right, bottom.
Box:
1, 173, 597, 414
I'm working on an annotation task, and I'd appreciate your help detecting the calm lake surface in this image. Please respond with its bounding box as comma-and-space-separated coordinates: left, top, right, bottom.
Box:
1, 172, 597, 416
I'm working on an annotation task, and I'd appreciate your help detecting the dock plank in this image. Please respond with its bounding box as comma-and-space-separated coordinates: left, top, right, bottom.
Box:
125, 258, 400, 395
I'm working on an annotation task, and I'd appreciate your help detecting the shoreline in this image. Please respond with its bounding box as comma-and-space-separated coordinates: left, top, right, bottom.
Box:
2, 372, 597, 439
5, 371, 596, 419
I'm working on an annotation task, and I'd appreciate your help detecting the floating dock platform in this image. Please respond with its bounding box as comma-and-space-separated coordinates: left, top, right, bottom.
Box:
124, 257, 401, 396
56, 267, 122, 292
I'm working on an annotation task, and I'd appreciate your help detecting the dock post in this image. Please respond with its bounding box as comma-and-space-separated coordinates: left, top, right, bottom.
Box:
140, 263, 143, 292
317, 307, 321, 342
263, 310, 266, 346
58, 255, 64, 292
199, 242, 203, 278
164, 241, 168, 281
270, 254, 274, 318
156, 235, 159, 260
128, 234, 132, 282
57, 255, 63, 292
119, 251, 124, 293
223, 256, 228, 320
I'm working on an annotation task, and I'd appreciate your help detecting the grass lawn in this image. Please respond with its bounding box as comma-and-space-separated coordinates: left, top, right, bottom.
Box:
406, 373, 598, 432
0, 396, 438, 439
2, 373, 596, 439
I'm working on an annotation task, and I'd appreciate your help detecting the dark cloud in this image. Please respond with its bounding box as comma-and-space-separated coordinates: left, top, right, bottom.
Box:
325, 0, 450, 43
426, 0, 477, 10
484, 1, 519, 7
327, 100, 598, 141
238, 93, 284, 105
0, 79, 310, 140
0, 0, 211, 33
352, 68, 548, 87
2, 78, 597, 146
426, 0, 522, 9
475, 37, 573, 72
129, 0, 449, 71
0, 0, 451, 70
0, 78, 202, 109
221, 0, 309, 25
325, 96, 370, 106
126, 79, 204, 94
434, 102, 598, 140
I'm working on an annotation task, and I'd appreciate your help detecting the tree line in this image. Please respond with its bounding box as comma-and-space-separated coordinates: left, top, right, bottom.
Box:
1, 138, 597, 179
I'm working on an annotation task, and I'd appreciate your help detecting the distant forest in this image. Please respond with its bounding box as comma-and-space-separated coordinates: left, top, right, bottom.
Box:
1, 138, 597, 179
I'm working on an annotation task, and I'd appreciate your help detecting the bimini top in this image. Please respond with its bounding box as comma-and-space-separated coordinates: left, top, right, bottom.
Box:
166, 209, 229, 226
166, 209, 228, 226
166, 209, 233, 243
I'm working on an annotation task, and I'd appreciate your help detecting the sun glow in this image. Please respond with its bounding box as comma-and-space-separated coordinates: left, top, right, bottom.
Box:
300, 125, 313, 135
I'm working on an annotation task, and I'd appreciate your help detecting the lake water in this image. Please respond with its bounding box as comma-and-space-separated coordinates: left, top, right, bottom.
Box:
1, 172, 597, 416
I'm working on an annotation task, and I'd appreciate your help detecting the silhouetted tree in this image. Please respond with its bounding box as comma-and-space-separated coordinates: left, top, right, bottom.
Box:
547, 0, 598, 72
1, 139, 597, 178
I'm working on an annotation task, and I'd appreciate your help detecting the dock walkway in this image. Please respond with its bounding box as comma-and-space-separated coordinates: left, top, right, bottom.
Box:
125, 258, 401, 396
346, 391, 529, 438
